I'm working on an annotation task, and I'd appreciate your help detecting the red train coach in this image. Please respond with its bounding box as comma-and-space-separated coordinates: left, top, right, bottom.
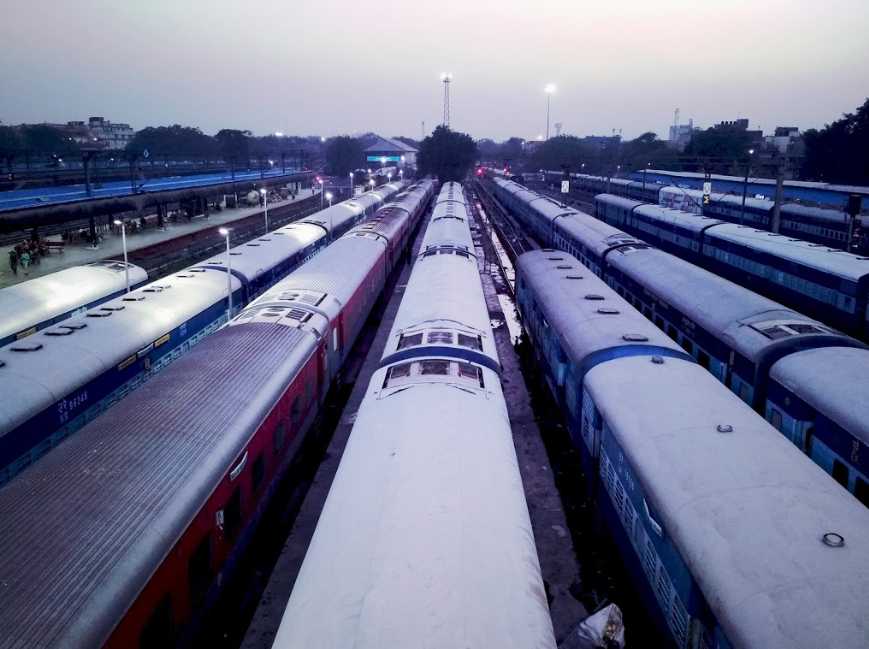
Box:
0, 179, 436, 649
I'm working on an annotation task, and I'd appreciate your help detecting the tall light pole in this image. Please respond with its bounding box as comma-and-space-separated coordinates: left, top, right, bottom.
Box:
326, 191, 333, 207
544, 83, 557, 140
218, 227, 232, 321
643, 162, 651, 191
441, 73, 452, 127
319, 178, 325, 208
740, 148, 755, 225
113, 219, 130, 293
399, 168, 404, 182
349, 171, 354, 197
260, 188, 268, 232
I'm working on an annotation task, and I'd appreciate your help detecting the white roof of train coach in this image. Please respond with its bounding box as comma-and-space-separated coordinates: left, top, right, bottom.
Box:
0, 261, 149, 342
195, 221, 324, 279
585, 356, 869, 649
518, 251, 684, 363
770, 347, 869, 447
272, 365, 556, 649
298, 184, 396, 234
0, 270, 236, 435
605, 247, 836, 361
422, 204, 475, 251
634, 204, 724, 233
554, 214, 644, 259
706, 224, 869, 281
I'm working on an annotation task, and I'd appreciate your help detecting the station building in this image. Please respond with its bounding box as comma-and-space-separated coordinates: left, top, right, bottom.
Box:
364, 136, 417, 168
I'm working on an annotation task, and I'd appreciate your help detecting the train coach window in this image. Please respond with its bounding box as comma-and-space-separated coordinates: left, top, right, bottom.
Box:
188, 534, 212, 606
224, 488, 242, 540
697, 350, 710, 371
420, 360, 450, 375
832, 460, 849, 488
252, 454, 265, 492
383, 363, 413, 388
291, 396, 302, 425
770, 409, 783, 432
856, 478, 869, 508
273, 422, 286, 454
397, 332, 423, 350
139, 595, 174, 649
666, 325, 678, 341
458, 333, 483, 351
458, 363, 485, 388
428, 331, 453, 344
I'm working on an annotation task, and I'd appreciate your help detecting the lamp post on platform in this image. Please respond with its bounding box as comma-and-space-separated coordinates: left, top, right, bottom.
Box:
218, 227, 232, 321
113, 219, 130, 293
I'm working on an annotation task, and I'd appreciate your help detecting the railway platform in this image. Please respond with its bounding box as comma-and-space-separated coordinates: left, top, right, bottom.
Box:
0, 189, 320, 288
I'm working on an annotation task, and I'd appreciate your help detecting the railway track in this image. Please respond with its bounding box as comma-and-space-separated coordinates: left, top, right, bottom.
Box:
472, 178, 537, 263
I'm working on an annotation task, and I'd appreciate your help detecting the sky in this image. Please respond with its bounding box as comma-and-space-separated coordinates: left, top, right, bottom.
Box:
1, 0, 868, 142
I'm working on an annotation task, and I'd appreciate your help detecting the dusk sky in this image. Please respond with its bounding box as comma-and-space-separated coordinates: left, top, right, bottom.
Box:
2, 0, 868, 141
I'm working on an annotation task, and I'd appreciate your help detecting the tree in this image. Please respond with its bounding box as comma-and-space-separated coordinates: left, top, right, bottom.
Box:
127, 125, 216, 161
0, 125, 22, 174
324, 136, 363, 175
215, 129, 252, 170
683, 125, 753, 173
619, 132, 681, 173
21, 125, 78, 163
417, 126, 478, 181
802, 98, 869, 184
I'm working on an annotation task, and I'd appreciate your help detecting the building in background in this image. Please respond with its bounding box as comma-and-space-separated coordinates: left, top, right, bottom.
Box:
668, 118, 695, 150
765, 126, 801, 154
364, 135, 417, 168
86, 117, 134, 150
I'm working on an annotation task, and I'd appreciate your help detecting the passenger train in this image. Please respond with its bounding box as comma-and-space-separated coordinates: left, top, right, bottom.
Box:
271, 182, 556, 648
594, 193, 869, 339
0, 183, 402, 485
0, 259, 149, 347
541, 170, 866, 253
488, 176, 869, 507
0, 179, 435, 649
516, 249, 869, 649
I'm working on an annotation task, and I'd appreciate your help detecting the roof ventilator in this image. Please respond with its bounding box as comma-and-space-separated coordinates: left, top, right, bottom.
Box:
822, 532, 845, 548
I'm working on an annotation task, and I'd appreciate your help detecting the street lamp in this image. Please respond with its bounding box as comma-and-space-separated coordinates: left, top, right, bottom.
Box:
544, 83, 557, 140
399, 168, 404, 181
319, 178, 325, 208
349, 171, 354, 197
326, 191, 333, 207
260, 188, 269, 232
369, 178, 375, 190
112, 219, 130, 293
740, 148, 756, 224
218, 227, 232, 321
643, 162, 651, 191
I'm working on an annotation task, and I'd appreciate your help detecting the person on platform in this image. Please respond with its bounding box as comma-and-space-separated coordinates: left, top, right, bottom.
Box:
19, 249, 31, 276
8, 248, 18, 276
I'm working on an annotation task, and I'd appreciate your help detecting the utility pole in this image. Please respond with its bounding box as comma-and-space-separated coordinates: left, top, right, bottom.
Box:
771, 159, 785, 233
421, 121, 426, 139
846, 194, 862, 252
739, 148, 755, 225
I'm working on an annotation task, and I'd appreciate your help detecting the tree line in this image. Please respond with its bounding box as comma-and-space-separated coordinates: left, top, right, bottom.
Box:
479, 98, 869, 185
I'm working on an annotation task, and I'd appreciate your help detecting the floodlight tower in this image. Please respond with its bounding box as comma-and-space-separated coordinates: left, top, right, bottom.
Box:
544, 83, 557, 140
441, 73, 453, 127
